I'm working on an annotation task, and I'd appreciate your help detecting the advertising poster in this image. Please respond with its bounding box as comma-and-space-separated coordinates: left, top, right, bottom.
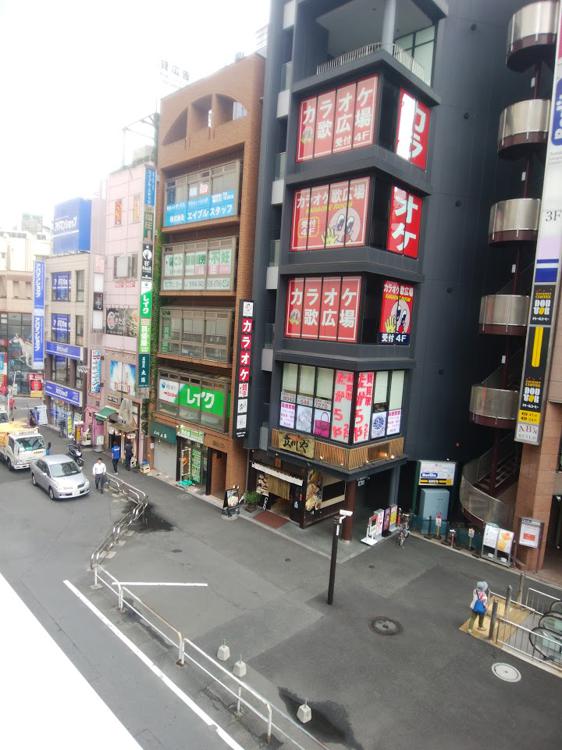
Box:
395, 90, 431, 170
285, 278, 304, 337
90, 349, 102, 394
519, 517, 542, 549
483, 523, 500, 549
184, 249, 207, 290
345, 178, 370, 247
333, 82, 356, 153
387, 187, 422, 257
496, 529, 514, 555
337, 276, 361, 342
297, 97, 317, 162
51, 313, 70, 342
28, 372, 44, 398
109, 360, 137, 395
314, 90, 336, 158
319, 277, 341, 341
419, 460, 456, 486
313, 408, 331, 438
353, 372, 374, 444
105, 307, 139, 337
331, 370, 353, 443
52, 272, 71, 301
296, 404, 313, 433
291, 188, 311, 251
325, 181, 349, 248
207, 247, 234, 290
387, 409, 402, 435
279, 401, 296, 429
353, 75, 378, 148
371, 410, 387, 439
378, 281, 414, 344
307, 185, 330, 250
301, 277, 322, 338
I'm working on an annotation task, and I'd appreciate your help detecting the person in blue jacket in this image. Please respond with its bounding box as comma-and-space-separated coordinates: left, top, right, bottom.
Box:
111, 442, 121, 473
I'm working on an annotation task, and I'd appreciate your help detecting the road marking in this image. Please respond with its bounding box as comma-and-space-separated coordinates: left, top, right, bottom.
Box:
63, 580, 246, 750
111, 581, 208, 587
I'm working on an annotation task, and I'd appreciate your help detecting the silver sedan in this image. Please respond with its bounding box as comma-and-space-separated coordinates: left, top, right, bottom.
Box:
30, 454, 90, 500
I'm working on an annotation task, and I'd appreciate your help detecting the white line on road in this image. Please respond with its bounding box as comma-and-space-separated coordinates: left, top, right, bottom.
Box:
111, 581, 208, 587
63, 579, 246, 750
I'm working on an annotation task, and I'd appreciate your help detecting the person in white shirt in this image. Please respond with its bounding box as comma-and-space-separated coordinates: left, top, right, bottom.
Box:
92, 458, 107, 494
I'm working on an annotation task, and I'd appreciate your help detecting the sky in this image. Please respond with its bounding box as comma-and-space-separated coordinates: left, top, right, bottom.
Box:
0, 0, 270, 230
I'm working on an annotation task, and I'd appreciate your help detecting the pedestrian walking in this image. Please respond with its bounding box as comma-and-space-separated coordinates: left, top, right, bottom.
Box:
59, 417, 66, 438
8, 395, 15, 415
111, 442, 121, 473
468, 581, 489, 633
46, 442, 51, 456
93, 458, 107, 494
124, 440, 133, 471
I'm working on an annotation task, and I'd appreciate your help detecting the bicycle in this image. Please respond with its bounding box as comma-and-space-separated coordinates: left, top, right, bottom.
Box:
397, 513, 411, 548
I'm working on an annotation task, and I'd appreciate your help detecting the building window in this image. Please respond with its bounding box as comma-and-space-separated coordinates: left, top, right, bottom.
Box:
157, 369, 230, 433
51, 272, 71, 301
75, 315, 84, 346
232, 101, 247, 120
53, 356, 71, 386
279, 364, 406, 445
395, 26, 435, 86
114, 198, 123, 226
163, 160, 240, 227
75, 270, 85, 302
162, 237, 236, 291
159, 308, 233, 363
51, 313, 70, 343
113, 254, 138, 279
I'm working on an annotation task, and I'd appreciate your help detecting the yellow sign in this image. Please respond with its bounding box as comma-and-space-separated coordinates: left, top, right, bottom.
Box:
279, 432, 315, 459
517, 409, 540, 425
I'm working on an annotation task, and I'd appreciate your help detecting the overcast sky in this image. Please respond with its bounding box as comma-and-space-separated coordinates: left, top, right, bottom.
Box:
0, 0, 270, 229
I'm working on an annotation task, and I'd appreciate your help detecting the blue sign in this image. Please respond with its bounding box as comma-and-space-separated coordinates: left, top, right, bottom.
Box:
51, 313, 70, 342
52, 271, 71, 301
32, 314, 44, 368
46, 341, 83, 361
44, 380, 82, 407
144, 167, 156, 207
164, 190, 236, 227
138, 353, 150, 387
33, 260, 45, 308
551, 79, 562, 147
53, 198, 92, 254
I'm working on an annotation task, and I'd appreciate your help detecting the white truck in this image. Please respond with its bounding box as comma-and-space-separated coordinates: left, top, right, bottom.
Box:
0, 423, 46, 470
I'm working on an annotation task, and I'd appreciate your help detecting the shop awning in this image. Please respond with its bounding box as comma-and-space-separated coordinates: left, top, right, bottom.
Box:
251, 461, 303, 487
108, 421, 137, 434
94, 406, 118, 422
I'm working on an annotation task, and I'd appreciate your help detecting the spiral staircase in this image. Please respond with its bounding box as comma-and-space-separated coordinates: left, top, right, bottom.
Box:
460, 1, 557, 527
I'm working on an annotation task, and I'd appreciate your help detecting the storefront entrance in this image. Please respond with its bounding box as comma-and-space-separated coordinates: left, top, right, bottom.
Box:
178, 438, 208, 491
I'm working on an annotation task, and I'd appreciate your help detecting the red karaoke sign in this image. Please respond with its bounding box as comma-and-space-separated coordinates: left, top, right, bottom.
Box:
285, 276, 362, 342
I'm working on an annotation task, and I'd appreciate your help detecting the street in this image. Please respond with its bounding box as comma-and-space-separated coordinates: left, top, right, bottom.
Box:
1, 426, 562, 749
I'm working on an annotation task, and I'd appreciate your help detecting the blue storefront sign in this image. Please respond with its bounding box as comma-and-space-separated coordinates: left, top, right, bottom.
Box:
44, 381, 82, 407
53, 198, 92, 254
164, 189, 236, 227
32, 260, 45, 369
144, 167, 156, 207
138, 353, 150, 388
51, 313, 70, 342
46, 341, 83, 361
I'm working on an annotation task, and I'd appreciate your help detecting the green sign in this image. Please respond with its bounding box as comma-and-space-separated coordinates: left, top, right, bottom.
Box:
177, 424, 204, 443
150, 420, 176, 444
178, 382, 226, 417
140, 289, 152, 319
139, 320, 151, 354
138, 354, 150, 387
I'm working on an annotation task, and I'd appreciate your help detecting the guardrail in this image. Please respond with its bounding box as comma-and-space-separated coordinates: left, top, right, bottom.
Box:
495, 617, 562, 672
89, 476, 329, 749
525, 587, 560, 615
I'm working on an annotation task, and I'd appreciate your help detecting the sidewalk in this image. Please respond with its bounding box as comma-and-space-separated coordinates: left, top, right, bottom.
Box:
71, 461, 562, 750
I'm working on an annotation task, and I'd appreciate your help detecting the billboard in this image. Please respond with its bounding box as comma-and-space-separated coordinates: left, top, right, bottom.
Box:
109, 360, 137, 395
297, 75, 378, 162
395, 90, 431, 170
290, 177, 370, 251
137, 165, 156, 389
90, 349, 102, 394
378, 281, 414, 344
53, 198, 92, 254
32, 260, 45, 369
51, 271, 71, 301
105, 307, 138, 337
331, 370, 353, 443
387, 187, 422, 257
285, 276, 362, 342
233, 300, 255, 438
515, 4, 562, 445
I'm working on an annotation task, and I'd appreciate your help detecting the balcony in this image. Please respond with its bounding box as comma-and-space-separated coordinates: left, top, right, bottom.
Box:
469, 385, 519, 428
479, 294, 530, 336
316, 42, 428, 85
266, 240, 280, 290
498, 99, 550, 156
271, 428, 405, 473
488, 198, 540, 244
507, 1, 559, 71
271, 153, 286, 205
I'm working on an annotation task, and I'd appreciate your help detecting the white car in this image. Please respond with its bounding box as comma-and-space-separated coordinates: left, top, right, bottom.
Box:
30, 455, 90, 500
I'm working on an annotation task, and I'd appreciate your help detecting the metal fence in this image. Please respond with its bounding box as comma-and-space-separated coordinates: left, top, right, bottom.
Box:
496, 616, 562, 671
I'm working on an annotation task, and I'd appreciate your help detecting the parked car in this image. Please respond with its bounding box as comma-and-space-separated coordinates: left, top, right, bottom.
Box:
30, 455, 90, 500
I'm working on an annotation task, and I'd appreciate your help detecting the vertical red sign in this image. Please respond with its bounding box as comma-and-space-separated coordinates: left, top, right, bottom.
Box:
338, 277, 362, 342
291, 188, 311, 251
301, 277, 322, 338
410, 99, 430, 169
333, 83, 356, 153
345, 177, 370, 247
378, 280, 414, 344
234, 300, 255, 439
296, 97, 317, 162
314, 90, 336, 158
325, 181, 349, 248
396, 284, 414, 343
353, 372, 374, 444
307, 184, 330, 250
395, 89, 430, 169
319, 277, 341, 341
331, 370, 354, 443
387, 187, 422, 258
353, 76, 378, 148
285, 278, 304, 338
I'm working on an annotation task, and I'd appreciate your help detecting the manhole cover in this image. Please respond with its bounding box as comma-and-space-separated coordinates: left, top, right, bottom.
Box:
492, 663, 521, 683
370, 617, 402, 636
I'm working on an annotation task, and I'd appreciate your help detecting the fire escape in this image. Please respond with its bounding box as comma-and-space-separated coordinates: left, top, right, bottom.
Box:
461, 1, 558, 527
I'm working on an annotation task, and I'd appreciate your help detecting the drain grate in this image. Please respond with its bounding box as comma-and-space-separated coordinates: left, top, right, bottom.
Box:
370, 617, 402, 636
492, 663, 521, 683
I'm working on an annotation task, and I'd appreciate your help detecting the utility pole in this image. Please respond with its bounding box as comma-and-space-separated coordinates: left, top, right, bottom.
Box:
327, 510, 353, 605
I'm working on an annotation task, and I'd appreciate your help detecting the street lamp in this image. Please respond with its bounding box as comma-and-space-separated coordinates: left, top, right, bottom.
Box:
327, 509, 353, 605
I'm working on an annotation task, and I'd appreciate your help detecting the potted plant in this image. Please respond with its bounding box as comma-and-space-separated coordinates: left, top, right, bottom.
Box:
244, 490, 260, 512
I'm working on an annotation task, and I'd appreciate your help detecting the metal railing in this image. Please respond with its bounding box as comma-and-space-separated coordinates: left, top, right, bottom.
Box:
496, 617, 562, 671
317, 42, 428, 84
525, 586, 560, 615
89, 477, 329, 749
